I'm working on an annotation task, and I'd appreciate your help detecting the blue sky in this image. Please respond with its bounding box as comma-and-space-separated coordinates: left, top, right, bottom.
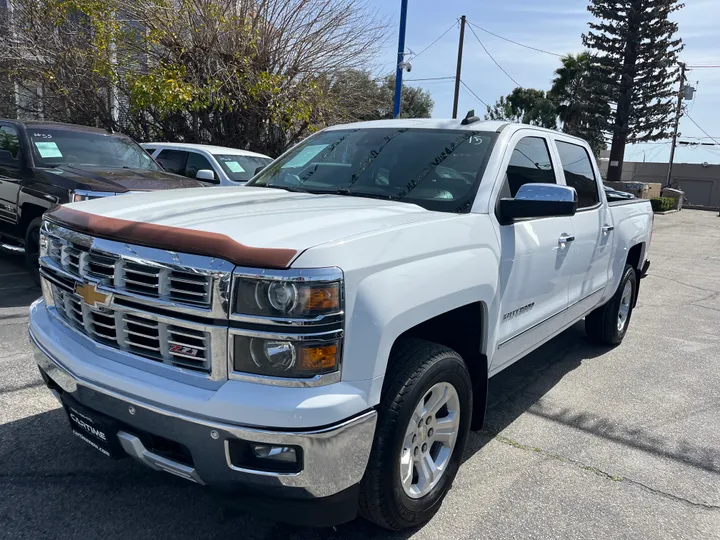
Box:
367, 0, 720, 164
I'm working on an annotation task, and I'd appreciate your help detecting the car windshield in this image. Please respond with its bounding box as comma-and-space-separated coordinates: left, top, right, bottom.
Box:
214, 154, 273, 182
29, 129, 160, 170
247, 128, 498, 213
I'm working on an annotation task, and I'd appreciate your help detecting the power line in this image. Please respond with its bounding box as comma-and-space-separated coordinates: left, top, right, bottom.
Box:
467, 23, 522, 87
466, 21, 563, 57
684, 113, 720, 146
686, 65, 720, 69
410, 20, 458, 61
459, 79, 488, 107
404, 76, 455, 81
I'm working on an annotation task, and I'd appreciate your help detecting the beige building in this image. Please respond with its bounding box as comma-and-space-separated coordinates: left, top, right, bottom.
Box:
598, 160, 720, 210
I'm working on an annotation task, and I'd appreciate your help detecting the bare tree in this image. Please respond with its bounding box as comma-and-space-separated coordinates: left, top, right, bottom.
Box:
0, 0, 389, 154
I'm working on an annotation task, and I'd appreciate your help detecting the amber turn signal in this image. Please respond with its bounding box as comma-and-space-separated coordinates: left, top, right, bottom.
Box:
303, 284, 340, 313
298, 343, 338, 371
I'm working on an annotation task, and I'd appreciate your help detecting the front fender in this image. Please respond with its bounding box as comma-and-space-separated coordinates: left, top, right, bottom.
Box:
344, 247, 499, 385
291, 213, 501, 408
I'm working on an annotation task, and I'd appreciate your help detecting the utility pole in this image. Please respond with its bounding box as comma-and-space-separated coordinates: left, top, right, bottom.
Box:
452, 15, 466, 119
665, 62, 687, 187
392, 0, 409, 119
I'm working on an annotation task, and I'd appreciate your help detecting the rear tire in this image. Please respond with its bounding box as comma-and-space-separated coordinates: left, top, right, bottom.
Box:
585, 264, 637, 345
359, 338, 472, 530
24, 217, 42, 285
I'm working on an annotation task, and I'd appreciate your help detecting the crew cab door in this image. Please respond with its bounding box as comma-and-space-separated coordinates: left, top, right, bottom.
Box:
0, 124, 24, 225
552, 137, 612, 321
491, 133, 573, 372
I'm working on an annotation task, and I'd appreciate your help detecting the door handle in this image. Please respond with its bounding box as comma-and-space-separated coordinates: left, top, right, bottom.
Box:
558, 234, 575, 245
602, 225, 615, 233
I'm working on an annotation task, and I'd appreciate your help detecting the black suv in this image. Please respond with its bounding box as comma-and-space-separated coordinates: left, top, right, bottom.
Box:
0, 120, 207, 281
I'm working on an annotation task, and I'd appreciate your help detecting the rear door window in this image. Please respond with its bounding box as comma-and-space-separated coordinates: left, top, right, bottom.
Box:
156, 149, 188, 175
556, 141, 599, 208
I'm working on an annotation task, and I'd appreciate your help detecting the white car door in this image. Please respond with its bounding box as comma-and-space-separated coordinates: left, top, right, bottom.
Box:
552, 137, 612, 322
490, 133, 574, 373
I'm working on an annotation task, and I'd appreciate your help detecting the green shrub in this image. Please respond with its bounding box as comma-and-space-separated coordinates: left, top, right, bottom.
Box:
650, 197, 676, 212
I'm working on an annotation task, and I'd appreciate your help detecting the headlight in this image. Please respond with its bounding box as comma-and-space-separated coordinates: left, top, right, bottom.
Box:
234, 273, 342, 320
70, 190, 117, 202
231, 269, 344, 383
39, 230, 49, 257
233, 335, 341, 378
71, 191, 90, 203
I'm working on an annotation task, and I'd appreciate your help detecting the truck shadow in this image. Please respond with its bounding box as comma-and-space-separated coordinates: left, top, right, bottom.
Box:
463, 322, 611, 458
3, 323, 717, 540
0, 252, 40, 309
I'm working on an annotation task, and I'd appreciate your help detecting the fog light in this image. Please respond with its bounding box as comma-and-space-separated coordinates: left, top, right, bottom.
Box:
252, 444, 298, 463
227, 439, 302, 473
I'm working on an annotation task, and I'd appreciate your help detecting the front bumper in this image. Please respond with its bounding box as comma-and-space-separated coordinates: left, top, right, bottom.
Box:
30, 327, 376, 511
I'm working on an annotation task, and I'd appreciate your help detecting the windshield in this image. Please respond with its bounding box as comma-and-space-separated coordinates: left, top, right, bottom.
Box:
29, 129, 160, 170
214, 154, 273, 182
247, 128, 497, 213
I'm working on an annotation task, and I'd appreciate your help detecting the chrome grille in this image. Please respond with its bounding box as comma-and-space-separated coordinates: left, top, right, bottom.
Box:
48, 236, 212, 307
40, 221, 233, 381
52, 285, 211, 372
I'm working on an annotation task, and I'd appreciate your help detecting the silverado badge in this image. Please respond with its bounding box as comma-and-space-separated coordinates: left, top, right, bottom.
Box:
75, 282, 112, 308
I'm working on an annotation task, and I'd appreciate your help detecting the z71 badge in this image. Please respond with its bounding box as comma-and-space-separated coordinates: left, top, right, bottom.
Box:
503, 302, 535, 322
169, 344, 200, 357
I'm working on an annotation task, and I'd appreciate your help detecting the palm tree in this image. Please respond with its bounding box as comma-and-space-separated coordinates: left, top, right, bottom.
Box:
549, 53, 609, 155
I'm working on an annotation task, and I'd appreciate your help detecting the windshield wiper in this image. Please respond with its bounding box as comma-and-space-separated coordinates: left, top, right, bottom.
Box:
308, 188, 395, 201
262, 184, 309, 193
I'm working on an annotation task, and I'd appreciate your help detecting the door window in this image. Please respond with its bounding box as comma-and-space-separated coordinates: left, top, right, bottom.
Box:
556, 141, 599, 208
185, 152, 214, 179
156, 149, 188, 174
504, 137, 556, 198
0, 126, 21, 160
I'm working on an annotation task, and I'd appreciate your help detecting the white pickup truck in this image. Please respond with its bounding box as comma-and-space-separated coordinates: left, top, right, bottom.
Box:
29, 116, 652, 530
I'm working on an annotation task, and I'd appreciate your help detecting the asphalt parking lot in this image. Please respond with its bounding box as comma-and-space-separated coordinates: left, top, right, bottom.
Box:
1, 210, 719, 539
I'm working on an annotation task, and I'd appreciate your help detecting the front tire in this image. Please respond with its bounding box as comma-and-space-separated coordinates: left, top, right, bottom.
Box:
585, 264, 637, 345
359, 339, 472, 530
24, 217, 42, 285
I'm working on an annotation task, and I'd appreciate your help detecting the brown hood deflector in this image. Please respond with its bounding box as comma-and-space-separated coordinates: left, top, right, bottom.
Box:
45, 206, 297, 269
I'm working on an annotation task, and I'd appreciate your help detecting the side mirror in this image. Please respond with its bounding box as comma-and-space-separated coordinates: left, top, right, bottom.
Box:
195, 169, 215, 181
500, 183, 577, 223
254, 165, 266, 175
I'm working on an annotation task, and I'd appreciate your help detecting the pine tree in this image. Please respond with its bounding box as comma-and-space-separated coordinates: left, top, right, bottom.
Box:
582, 0, 684, 181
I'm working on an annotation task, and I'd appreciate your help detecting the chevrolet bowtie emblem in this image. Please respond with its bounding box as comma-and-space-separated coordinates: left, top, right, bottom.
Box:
75, 282, 112, 308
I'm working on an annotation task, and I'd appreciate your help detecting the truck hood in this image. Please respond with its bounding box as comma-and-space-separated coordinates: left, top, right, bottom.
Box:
62, 186, 455, 262
46, 165, 206, 192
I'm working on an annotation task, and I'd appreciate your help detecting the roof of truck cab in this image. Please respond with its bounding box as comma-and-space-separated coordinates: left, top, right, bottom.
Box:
3, 120, 111, 134
321, 119, 588, 143
141, 142, 271, 159
322, 118, 510, 132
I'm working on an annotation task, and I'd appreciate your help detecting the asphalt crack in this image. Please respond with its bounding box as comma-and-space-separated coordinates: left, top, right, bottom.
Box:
490, 433, 720, 511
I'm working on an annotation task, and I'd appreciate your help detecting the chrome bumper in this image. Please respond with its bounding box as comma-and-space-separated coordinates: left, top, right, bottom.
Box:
30, 328, 377, 498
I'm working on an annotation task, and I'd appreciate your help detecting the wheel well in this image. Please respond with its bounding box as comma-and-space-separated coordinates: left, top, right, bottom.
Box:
395, 302, 488, 430
627, 243, 643, 271
20, 204, 46, 239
